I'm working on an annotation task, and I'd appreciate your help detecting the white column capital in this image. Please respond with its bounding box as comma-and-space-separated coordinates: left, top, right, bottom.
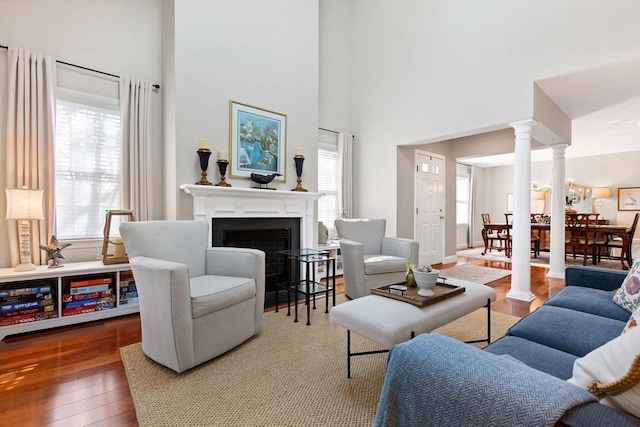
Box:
551, 143, 569, 157
509, 118, 538, 132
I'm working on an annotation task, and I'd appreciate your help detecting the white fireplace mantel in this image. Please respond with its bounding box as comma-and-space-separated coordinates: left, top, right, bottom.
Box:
180, 184, 324, 249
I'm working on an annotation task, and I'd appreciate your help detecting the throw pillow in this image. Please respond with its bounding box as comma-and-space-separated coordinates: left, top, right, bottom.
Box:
568, 326, 640, 418
622, 305, 639, 334
612, 258, 640, 313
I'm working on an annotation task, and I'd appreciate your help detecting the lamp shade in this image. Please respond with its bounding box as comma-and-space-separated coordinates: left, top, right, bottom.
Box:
5, 188, 44, 220
592, 187, 610, 199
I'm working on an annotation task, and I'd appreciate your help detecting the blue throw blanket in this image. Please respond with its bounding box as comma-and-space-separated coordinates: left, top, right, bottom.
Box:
373, 334, 596, 427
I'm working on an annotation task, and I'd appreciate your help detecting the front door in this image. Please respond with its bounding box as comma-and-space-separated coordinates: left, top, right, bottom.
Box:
415, 150, 445, 266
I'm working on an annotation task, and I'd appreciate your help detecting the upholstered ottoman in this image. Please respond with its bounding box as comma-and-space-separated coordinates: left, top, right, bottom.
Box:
330, 278, 497, 377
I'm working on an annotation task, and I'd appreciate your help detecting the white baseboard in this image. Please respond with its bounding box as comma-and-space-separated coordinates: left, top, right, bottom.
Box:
442, 254, 458, 265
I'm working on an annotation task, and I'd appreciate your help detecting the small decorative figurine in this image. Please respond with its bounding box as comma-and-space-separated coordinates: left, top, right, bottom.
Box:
251, 173, 281, 190
40, 235, 72, 268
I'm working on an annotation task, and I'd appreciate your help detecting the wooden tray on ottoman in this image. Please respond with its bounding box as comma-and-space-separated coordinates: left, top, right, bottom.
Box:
370, 279, 465, 307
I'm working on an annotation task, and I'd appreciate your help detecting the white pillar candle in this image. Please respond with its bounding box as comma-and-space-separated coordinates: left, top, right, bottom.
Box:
295, 147, 304, 156
198, 138, 210, 150
113, 237, 126, 258
218, 150, 228, 161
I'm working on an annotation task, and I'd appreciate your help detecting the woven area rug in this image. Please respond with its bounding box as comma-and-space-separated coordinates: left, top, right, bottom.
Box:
120, 296, 519, 427
457, 246, 627, 270
439, 264, 511, 285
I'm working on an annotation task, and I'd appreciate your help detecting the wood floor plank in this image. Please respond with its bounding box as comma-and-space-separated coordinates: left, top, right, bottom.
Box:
0, 256, 564, 427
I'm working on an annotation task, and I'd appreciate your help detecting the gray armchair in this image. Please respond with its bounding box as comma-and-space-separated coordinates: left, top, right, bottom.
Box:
335, 218, 418, 299
120, 220, 265, 373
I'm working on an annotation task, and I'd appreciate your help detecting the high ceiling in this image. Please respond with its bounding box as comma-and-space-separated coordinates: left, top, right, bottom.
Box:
461, 54, 640, 167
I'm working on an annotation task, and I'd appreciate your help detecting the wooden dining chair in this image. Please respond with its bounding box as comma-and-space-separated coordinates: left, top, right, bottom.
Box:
565, 213, 600, 266
481, 213, 507, 255
504, 213, 540, 258
597, 212, 639, 263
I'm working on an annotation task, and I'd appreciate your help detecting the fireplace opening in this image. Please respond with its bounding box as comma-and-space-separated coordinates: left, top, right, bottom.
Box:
211, 218, 300, 294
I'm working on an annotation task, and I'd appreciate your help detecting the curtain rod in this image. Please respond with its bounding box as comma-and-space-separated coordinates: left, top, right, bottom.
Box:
319, 128, 356, 139
0, 44, 160, 90
319, 127, 339, 134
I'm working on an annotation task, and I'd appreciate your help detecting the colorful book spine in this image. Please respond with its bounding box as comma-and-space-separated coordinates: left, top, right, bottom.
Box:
69, 284, 111, 295
69, 277, 112, 288
64, 296, 114, 310
1, 299, 54, 312
0, 286, 53, 298
62, 290, 112, 302
0, 311, 58, 327
119, 297, 139, 306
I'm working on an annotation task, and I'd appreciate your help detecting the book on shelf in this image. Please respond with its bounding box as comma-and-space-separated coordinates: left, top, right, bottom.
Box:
0, 285, 53, 298
0, 311, 58, 327
69, 277, 112, 288
69, 284, 111, 295
119, 283, 136, 293
119, 297, 139, 305
1, 299, 55, 313
62, 290, 112, 302
1, 292, 53, 304
64, 296, 114, 310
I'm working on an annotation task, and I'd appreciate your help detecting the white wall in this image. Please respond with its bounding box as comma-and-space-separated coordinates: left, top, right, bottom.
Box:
319, 0, 353, 133
169, 0, 320, 219
348, 1, 640, 240
0, 0, 163, 268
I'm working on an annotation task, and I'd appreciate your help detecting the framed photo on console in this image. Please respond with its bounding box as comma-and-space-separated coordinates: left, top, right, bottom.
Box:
229, 100, 286, 181
618, 187, 640, 211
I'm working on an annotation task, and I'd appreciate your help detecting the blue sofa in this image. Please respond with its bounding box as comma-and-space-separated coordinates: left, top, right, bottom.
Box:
374, 266, 639, 426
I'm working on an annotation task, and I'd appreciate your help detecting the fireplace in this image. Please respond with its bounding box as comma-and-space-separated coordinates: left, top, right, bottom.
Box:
181, 184, 324, 296
211, 218, 300, 292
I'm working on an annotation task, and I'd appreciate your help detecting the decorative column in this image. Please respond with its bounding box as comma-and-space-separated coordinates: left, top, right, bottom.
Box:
548, 144, 568, 279
507, 119, 537, 302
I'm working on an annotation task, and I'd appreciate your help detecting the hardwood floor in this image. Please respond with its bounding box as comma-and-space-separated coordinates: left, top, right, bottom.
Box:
0, 257, 564, 426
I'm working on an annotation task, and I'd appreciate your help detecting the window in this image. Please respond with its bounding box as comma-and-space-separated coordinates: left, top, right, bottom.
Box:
456, 171, 470, 225
55, 94, 121, 239
318, 142, 339, 238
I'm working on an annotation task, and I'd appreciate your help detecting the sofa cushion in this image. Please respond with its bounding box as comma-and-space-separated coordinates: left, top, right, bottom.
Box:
545, 286, 632, 322
485, 335, 578, 380
568, 326, 640, 419
612, 259, 640, 313
364, 255, 407, 275
506, 305, 626, 357
190, 275, 256, 318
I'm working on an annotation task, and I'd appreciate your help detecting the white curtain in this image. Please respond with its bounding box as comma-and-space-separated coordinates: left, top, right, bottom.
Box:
337, 132, 354, 218
120, 78, 153, 221
6, 47, 57, 267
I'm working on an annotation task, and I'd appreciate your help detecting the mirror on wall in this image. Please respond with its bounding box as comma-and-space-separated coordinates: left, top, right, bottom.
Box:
565, 180, 591, 212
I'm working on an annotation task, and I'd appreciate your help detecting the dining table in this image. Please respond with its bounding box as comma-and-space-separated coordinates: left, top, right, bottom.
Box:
480, 222, 632, 270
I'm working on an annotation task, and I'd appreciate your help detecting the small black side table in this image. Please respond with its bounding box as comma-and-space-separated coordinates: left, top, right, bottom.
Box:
274, 248, 336, 325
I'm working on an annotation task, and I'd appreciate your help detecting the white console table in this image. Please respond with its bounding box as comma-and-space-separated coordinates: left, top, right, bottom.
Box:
0, 261, 138, 340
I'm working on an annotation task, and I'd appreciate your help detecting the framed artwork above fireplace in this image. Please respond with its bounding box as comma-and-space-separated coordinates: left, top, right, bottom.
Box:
229, 100, 287, 182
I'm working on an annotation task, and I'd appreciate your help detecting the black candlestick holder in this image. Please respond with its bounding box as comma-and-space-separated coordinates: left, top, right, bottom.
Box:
196, 149, 213, 185
216, 160, 231, 187
292, 155, 307, 192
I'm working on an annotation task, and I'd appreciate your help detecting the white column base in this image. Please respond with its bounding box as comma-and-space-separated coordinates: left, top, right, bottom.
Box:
546, 270, 565, 280
506, 289, 536, 302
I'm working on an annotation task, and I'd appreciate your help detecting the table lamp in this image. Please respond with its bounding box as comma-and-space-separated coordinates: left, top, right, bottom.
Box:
592, 187, 610, 214
5, 187, 44, 271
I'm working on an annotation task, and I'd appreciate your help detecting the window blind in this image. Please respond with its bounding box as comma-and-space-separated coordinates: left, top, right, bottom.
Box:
55, 99, 121, 239
318, 142, 339, 237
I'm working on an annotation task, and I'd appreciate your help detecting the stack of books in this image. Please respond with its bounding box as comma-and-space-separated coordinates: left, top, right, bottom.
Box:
0, 281, 58, 326
62, 275, 115, 316
119, 270, 138, 305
